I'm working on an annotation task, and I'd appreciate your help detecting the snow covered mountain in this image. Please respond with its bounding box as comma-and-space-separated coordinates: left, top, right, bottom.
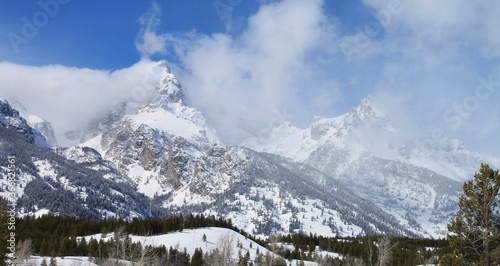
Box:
242, 97, 500, 237
8, 99, 58, 146
3, 60, 499, 239
0, 117, 155, 220
68, 61, 416, 238
0, 63, 415, 239
0, 97, 49, 146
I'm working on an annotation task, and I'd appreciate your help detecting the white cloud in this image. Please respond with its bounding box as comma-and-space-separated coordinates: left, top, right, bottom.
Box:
0, 59, 163, 145
135, 2, 168, 58
164, 0, 340, 143
361, 0, 500, 58
357, 0, 500, 155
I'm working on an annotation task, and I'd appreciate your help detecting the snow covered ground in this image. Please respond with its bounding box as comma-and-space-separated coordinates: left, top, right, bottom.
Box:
80, 227, 270, 261
28, 256, 97, 266
76, 227, 323, 265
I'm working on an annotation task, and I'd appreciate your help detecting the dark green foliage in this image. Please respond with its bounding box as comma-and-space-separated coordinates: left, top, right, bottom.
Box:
7, 212, 452, 265
191, 247, 204, 266
0, 198, 8, 266
442, 163, 500, 266
49, 257, 57, 266
278, 233, 450, 265
12, 213, 263, 259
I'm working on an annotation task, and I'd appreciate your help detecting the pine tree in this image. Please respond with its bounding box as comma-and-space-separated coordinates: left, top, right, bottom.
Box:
441, 163, 500, 266
40, 238, 50, 256
88, 238, 99, 259
0, 198, 9, 265
49, 257, 57, 266
77, 237, 88, 256
191, 248, 204, 266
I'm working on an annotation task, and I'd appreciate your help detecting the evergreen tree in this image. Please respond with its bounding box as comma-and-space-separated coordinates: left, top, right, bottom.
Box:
191, 248, 204, 266
77, 237, 88, 256
441, 163, 500, 266
39, 238, 50, 256
88, 238, 99, 259
49, 257, 57, 266
0, 198, 9, 265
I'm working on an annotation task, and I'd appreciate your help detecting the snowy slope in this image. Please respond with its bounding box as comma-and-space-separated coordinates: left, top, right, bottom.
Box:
26, 227, 335, 266
0, 119, 154, 220
81, 227, 270, 262
79, 227, 335, 266
242, 97, 500, 237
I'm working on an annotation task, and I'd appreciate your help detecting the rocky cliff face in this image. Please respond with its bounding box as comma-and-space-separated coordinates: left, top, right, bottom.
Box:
0, 97, 48, 146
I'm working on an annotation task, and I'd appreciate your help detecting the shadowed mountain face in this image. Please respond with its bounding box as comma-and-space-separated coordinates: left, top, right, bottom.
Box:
0, 98, 48, 146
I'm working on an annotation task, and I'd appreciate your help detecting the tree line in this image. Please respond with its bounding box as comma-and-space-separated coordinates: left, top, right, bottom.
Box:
8, 213, 263, 257
1, 160, 499, 265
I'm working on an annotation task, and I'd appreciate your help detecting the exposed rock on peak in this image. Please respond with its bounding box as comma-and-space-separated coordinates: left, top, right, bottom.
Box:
0, 97, 48, 146
345, 97, 393, 132
150, 60, 185, 107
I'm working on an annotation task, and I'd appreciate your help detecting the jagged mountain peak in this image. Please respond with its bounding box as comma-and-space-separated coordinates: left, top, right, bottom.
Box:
150, 60, 185, 107
109, 60, 184, 112
0, 97, 14, 116
346, 97, 389, 125
8, 98, 58, 146
450, 139, 472, 152
306, 97, 394, 143
0, 97, 49, 146
76, 60, 217, 146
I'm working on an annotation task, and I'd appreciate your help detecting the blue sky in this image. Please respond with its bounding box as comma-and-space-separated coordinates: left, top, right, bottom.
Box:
0, 1, 214, 68
0, 1, 369, 69
0, 0, 499, 156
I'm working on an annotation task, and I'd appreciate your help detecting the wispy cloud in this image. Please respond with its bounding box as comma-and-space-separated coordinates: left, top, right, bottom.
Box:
163, 0, 341, 143
135, 2, 168, 58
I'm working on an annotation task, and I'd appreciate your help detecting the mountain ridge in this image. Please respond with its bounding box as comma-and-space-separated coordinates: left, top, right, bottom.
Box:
241, 96, 500, 237
2, 60, 499, 239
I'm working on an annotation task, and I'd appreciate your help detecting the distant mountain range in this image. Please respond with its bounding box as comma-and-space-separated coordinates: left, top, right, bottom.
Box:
1, 60, 499, 238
